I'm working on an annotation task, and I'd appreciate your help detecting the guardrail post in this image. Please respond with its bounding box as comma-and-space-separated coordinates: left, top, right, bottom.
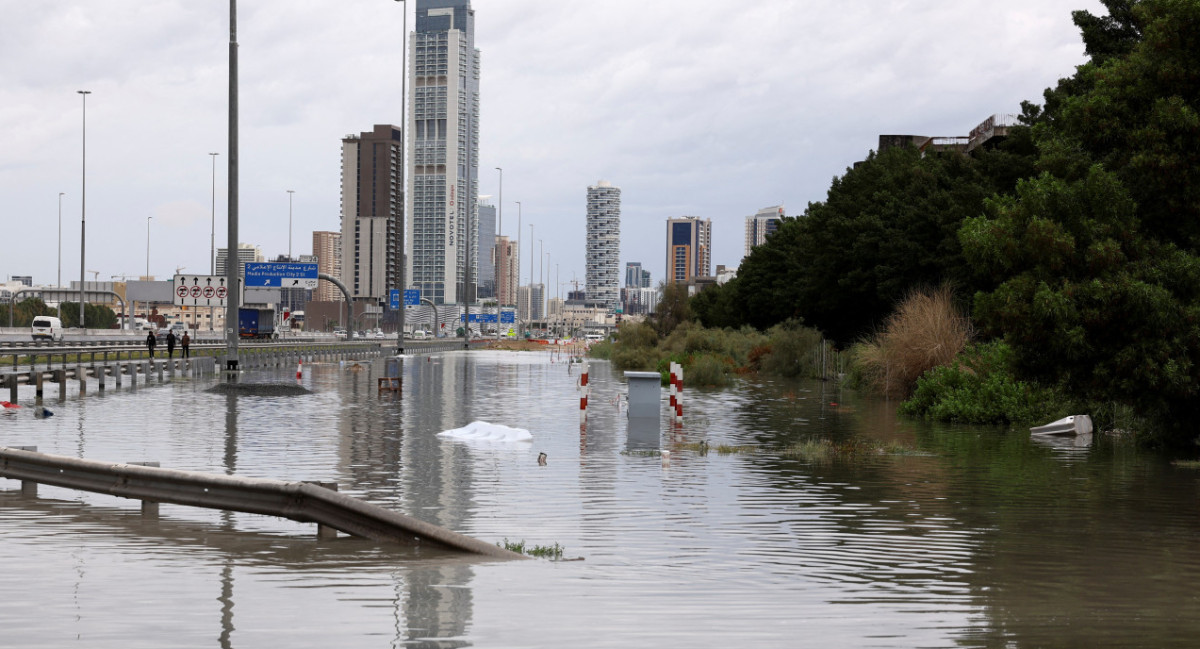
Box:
130, 462, 161, 516
54, 369, 67, 401
115, 363, 123, 388
13, 446, 38, 496
98, 365, 106, 391
306, 481, 340, 539
78, 364, 86, 395
157, 361, 164, 382
6, 374, 16, 403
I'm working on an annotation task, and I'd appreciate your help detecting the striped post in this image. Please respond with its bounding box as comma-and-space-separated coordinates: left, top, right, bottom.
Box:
668, 362, 678, 411
673, 363, 684, 425
579, 362, 589, 424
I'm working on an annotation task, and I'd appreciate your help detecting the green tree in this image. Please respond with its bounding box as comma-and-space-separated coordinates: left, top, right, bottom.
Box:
962, 167, 1200, 438
651, 281, 692, 337
740, 145, 1012, 345
0, 297, 53, 328
690, 278, 744, 329
58, 302, 118, 329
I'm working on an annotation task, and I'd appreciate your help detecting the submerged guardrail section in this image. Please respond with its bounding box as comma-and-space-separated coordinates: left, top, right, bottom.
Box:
0, 446, 524, 560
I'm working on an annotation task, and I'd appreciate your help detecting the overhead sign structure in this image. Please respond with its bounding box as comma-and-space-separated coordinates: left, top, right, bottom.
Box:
244, 262, 318, 289
459, 313, 499, 324
173, 275, 231, 307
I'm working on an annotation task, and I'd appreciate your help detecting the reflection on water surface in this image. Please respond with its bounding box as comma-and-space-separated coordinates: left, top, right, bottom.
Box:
1, 350, 1198, 647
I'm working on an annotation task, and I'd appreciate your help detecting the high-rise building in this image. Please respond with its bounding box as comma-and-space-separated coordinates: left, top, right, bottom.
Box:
624, 262, 650, 288
477, 200, 496, 299
745, 204, 784, 258
340, 124, 403, 302
215, 243, 263, 277
518, 283, 544, 322
493, 235, 519, 307
665, 216, 712, 283
312, 231, 342, 302
586, 180, 621, 310
407, 0, 480, 305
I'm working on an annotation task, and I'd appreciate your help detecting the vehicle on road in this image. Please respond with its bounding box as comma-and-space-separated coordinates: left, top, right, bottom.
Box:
238, 307, 276, 339
31, 316, 64, 342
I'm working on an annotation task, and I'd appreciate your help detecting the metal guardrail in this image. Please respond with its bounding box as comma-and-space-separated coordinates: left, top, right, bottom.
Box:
0, 446, 523, 559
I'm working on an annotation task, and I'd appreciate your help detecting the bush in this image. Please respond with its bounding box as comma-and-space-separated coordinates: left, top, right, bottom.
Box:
686, 353, 732, 387
852, 285, 972, 398
899, 341, 1068, 425
761, 319, 824, 377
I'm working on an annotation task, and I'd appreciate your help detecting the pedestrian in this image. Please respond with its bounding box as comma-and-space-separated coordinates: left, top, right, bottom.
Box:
181, 331, 191, 358
146, 330, 157, 358
166, 330, 176, 359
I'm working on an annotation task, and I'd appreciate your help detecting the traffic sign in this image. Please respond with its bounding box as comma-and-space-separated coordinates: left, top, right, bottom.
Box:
244, 262, 318, 288
389, 289, 421, 309
173, 275, 232, 307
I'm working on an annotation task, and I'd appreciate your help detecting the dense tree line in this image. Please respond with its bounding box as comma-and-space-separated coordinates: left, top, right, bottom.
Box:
689, 0, 1200, 441
0, 298, 117, 329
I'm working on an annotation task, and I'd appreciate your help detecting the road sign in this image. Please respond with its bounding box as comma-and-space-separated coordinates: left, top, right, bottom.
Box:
173, 275, 232, 307
389, 289, 421, 309
244, 262, 318, 289
500, 311, 515, 323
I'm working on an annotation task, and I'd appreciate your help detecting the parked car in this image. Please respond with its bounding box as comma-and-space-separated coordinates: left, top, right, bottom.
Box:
333, 329, 347, 339
31, 316, 64, 342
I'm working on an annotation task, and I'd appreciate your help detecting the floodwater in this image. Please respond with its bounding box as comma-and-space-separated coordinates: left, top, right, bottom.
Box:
2, 350, 1199, 648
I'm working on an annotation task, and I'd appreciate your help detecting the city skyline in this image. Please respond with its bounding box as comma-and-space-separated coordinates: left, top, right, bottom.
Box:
1, 1, 1104, 291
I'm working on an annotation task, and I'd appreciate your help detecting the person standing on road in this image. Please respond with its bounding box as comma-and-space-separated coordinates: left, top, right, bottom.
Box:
146, 330, 157, 358
181, 331, 191, 358
166, 330, 176, 359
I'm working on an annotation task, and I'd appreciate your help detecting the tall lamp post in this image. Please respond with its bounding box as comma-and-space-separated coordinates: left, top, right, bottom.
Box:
286, 189, 294, 259
391, 0, 409, 344
57, 191, 65, 318
209, 152, 219, 332
209, 153, 219, 274
494, 166, 502, 341
515, 201, 521, 333
146, 216, 153, 278
78, 89, 91, 329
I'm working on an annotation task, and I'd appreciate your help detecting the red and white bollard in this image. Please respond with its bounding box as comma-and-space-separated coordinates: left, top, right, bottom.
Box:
579, 362, 590, 424
672, 362, 684, 425
296, 358, 303, 380
669, 362, 678, 411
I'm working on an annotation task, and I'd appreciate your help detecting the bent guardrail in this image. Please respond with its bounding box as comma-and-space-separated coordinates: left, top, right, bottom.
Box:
0, 446, 524, 559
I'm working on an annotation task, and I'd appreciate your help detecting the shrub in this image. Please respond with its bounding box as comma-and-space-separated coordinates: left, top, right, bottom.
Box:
853, 285, 972, 398
900, 341, 1068, 425
761, 319, 823, 377
687, 353, 731, 387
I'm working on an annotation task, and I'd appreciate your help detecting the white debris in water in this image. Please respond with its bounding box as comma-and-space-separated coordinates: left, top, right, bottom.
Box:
437, 421, 532, 443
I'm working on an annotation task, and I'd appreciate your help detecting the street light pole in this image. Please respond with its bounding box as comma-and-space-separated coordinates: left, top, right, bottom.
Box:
209, 153, 219, 274
515, 200, 521, 333
394, 0, 408, 344
494, 166, 502, 340
287, 189, 294, 259
146, 216, 153, 278
78, 89, 90, 329
57, 192, 64, 319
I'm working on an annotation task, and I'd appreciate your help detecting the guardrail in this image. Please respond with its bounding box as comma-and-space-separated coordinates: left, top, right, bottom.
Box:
0, 446, 523, 559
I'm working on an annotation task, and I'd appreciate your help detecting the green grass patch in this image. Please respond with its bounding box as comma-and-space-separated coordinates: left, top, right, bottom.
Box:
499, 538, 565, 560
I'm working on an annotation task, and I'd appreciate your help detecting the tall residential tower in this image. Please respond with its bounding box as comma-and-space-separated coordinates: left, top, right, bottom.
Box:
407, 0, 480, 305
586, 180, 621, 310
744, 204, 784, 259
665, 216, 712, 283
340, 124, 403, 303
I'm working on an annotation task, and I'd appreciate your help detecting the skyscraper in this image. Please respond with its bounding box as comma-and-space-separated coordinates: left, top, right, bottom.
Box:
407, 0, 480, 305
215, 243, 264, 277
586, 180, 621, 310
340, 125, 403, 301
312, 230, 341, 302
493, 235, 519, 307
625, 262, 650, 288
745, 204, 784, 258
665, 216, 712, 283
477, 200, 496, 299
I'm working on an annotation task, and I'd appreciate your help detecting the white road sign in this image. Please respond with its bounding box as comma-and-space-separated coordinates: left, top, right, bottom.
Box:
173, 275, 233, 307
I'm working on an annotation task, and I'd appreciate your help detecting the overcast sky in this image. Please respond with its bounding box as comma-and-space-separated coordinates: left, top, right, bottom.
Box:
1, 0, 1104, 296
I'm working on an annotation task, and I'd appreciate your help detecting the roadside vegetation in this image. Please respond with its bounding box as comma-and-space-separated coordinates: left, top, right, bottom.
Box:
594, 2, 1200, 446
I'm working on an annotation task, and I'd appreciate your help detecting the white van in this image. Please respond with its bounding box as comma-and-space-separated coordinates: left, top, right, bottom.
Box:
31, 316, 64, 342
